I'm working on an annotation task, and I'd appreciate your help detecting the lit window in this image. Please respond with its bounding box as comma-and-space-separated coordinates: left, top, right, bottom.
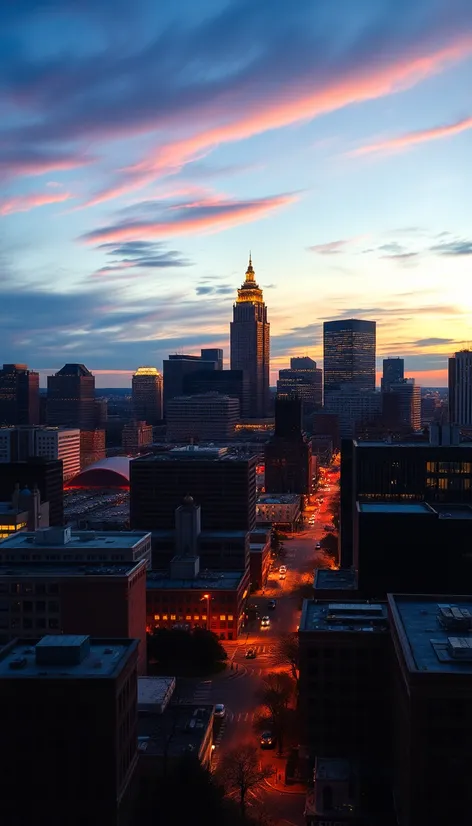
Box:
220, 615, 226, 621
186, 615, 192, 621
202, 614, 207, 620
170, 614, 176, 621
153, 614, 160, 620
228, 615, 234, 621
162, 614, 168, 621
194, 615, 199, 621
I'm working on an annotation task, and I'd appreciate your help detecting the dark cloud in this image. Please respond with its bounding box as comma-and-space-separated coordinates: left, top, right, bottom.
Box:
380, 252, 419, 263
412, 337, 454, 347
430, 240, 472, 256
196, 284, 233, 296
93, 241, 192, 276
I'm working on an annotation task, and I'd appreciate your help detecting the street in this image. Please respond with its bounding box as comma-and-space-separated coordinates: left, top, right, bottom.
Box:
177, 470, 340, 825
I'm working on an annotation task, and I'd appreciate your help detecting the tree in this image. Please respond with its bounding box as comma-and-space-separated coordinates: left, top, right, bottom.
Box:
275, 633, 299, 688
217, 744, 273, 819
257, 671, 295, 754
321, 532, 339, 565
147, 627, 227, 675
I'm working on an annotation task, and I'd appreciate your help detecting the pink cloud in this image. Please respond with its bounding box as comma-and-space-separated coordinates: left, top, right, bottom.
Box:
351, 114, 472, 156
0, 191, 73, 216
82, 192, 298, 245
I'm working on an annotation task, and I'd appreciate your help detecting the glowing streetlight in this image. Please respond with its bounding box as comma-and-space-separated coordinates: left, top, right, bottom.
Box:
201, 593, 211, 630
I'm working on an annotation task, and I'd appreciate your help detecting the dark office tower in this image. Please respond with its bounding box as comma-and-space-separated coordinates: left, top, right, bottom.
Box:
132, 366, 163, 425
0, 635, 138, 826
449, 350, 472, 426
183, 368, 249, 414
381, 357, 404, 391
382, 378, 421, 432
47, 363, 95, 429
0, 364, 40, 426
201, 348, 223, 370
163, 354, 217, 414
130, 446, 256, 532
0, 458, 63, 525
230, 255, 270, 418
265, 397, 312, 495
323, 319, 376, 396
277, 358, 322, 413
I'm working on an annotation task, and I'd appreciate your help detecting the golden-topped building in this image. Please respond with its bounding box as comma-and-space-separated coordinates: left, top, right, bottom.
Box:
230, 254, 270, 418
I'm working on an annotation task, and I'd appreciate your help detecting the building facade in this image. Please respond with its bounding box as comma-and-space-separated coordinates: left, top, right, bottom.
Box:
230, 255, 270, 418
277, 357, 322, 414
122, 421, 153, 454
323, 388, 382, 438
0, 484, 49, 539
0, 426, 81, 482
382, 378, 421, 433
0, 559, 147, 674
130, 446, 257, 532
448, 349, 472, 426
183, 368, 249, 414
163, 353, 217, 414
265, 396, 313, 495
80, 428, 106, 468
256, 494, 301, 528
0, 363, 39, 426
389, 595, 472, 826
0, 458, 63, 526
381, 357, 404, 391
323, 318, 376, 396
47, 363, 95, 429
132, 366, 163, 424
166, 392, 240, 442
0, 634, 138, 826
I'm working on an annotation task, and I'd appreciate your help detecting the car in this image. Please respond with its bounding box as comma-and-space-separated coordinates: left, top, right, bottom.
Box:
214, 704, 226, 718
324, 524, 333, 531
260, 731, 275, 749
279, 573, 286, 580
279, 565, 287, 573
246, 647, 256, 659
267, 599, 276, 610
315, 542, 321, 550
261, 616, 270, 627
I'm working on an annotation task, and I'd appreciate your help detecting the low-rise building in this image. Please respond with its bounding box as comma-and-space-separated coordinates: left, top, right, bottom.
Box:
138, 676, 176, 713
313, 568, 358, 601
0, 483, 49, 539
0, 634, 139, 826
304, 758, 361, 826
256, 493, 301, 529
389, 594, 472, 826
0, 526, 151, 569
0, 559, 147, 673
298, 600, 389, 760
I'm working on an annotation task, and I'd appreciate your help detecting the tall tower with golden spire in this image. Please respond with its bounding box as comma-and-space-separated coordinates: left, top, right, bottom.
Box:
230, 254, 270, 417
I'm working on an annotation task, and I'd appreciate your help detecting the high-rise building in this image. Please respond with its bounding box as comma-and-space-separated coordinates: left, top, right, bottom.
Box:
132, 366, 163, 424
381, 357, 404, 391
230, 255, 270, 418
0, 458, 63, 525
183, 368, 249, 413
80, 429, 106, 468
0, 634, 139, 826
0, 559, 147, 673
130, 446, 257, 532
166, 393, 240, 442
277, 357, 322, 414
201, 348, 223, 370
448, 349, 472, 426
94, 398, 108, 427
265, 397, 312, 495
389, 594, 472, 826
323, 319, 376, 396
323, 388, 382, 438
163, 354, 217, 414
122, 421, 153, 454
47, 363, 95, 429
382, 378, 421, 432
0, 363, 40, 426
0, 426, 81, 482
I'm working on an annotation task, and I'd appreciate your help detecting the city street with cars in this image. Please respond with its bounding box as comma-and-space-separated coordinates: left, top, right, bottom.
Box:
177, 467, 340, 825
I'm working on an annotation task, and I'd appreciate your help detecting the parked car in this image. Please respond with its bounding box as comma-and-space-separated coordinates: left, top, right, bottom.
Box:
279, 565, 287, 573
260, 731, 275, 749
267, 599, 276, 610
246, 648, 256, 659
214, 704, 226, 718
261, 616, 270, 628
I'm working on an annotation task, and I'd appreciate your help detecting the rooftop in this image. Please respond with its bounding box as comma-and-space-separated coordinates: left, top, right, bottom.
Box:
0, 526, 150, 550
0, 560, 144, 578
389, 594, 472, 675
257, 494, 300, 504
138, 676, 176, 712
0, 635, 137, 678
354, 440, 472, 448
315, 757, 351, 782
132, 446, 254, 463
138, 703, 213, 758
314, 568, 358, 591
431, 504, 472, 520
151, 529, 248, 540
300, 600, 388, 633
358, 502, 433, 514
147, 570, 245, 590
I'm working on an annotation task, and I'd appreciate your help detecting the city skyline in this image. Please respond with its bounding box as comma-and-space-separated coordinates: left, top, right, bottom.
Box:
2, 1, 472, 387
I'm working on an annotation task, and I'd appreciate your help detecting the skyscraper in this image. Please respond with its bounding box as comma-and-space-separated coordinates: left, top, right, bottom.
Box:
0, 364, 39, 426
132, 366, 163, 424
382, 378, 421, 432
47, 363, 95, 429
230, 255, 270, 418
163, 354, 217, 414
201, 348, 223, 370
265, 397, 312, 494
277, 357, 322, 413
323, 319, 376, 396
449, 350, 472, 426
381, 357, 404, 391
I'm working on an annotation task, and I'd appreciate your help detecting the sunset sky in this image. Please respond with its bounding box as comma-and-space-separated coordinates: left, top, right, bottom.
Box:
1, 0, 471, 387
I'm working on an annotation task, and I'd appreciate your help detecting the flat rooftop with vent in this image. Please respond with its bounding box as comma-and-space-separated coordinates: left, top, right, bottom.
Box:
0, 634, 138, 678
300, 600, 388, 633
388, 595, 472, 675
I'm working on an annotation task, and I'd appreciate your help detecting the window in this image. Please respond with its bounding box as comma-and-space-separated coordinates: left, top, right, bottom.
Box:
11, 601, 21, 613
193, 615, 199, 621
162, 614, 168, 621
201, 614, 207, 621
170, 614, 176, 621
48, 618, 59, 629
35, 584, 46, 595
153, 614, 160, 621
220, 615, 226, 621
36, 618, 46, 629
36, 601, 46, 612
185, 615, 191, 621
10, 584, 20, 595
23, 601, 33, 613
48, 584, 59, 595
228, 615, 234, 621
48, 601, 59, 613
23, 618, 33, 629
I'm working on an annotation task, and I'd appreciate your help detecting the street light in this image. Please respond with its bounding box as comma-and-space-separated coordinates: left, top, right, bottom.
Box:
201, 593, 211, 630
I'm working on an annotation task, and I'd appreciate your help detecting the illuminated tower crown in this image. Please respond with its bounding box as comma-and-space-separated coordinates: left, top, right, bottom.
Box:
236, 253, 264, 303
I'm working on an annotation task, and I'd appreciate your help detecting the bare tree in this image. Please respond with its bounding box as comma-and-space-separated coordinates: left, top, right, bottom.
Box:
257, 671, 295, 754
217, 744, 273, 818
275, 633, 300, 688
